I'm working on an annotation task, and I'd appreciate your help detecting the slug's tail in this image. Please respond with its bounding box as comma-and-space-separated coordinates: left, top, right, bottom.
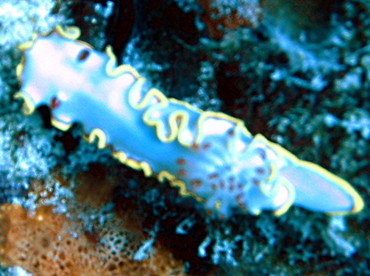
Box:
265, 137, 365, 215
280, 161, 364, 215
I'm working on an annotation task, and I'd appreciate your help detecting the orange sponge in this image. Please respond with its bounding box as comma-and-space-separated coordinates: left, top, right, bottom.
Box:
0, 204, 185, 275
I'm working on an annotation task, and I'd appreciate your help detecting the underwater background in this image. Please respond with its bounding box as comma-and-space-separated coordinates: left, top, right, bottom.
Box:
0, 0, 369, 275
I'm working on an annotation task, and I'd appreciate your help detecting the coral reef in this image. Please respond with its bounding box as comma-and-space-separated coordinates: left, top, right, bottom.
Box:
0, 165, 186, 275
0, 203, 185, 275
198, 0, 262, 39
0, 0, 368, 275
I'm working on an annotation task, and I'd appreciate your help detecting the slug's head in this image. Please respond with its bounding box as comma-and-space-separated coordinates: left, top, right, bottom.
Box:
15, 25, 122, 131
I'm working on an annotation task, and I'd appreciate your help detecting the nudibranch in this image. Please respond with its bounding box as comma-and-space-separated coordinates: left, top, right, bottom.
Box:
15, 26, 364, 217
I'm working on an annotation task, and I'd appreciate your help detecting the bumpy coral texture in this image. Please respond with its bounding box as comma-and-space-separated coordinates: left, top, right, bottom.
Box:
0, 203, 185, 276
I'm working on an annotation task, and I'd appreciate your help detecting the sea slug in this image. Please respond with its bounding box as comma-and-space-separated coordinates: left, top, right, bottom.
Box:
15, 26, 364, 217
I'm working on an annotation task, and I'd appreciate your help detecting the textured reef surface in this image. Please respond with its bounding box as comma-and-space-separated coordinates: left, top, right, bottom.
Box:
0, 0, 369, 275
